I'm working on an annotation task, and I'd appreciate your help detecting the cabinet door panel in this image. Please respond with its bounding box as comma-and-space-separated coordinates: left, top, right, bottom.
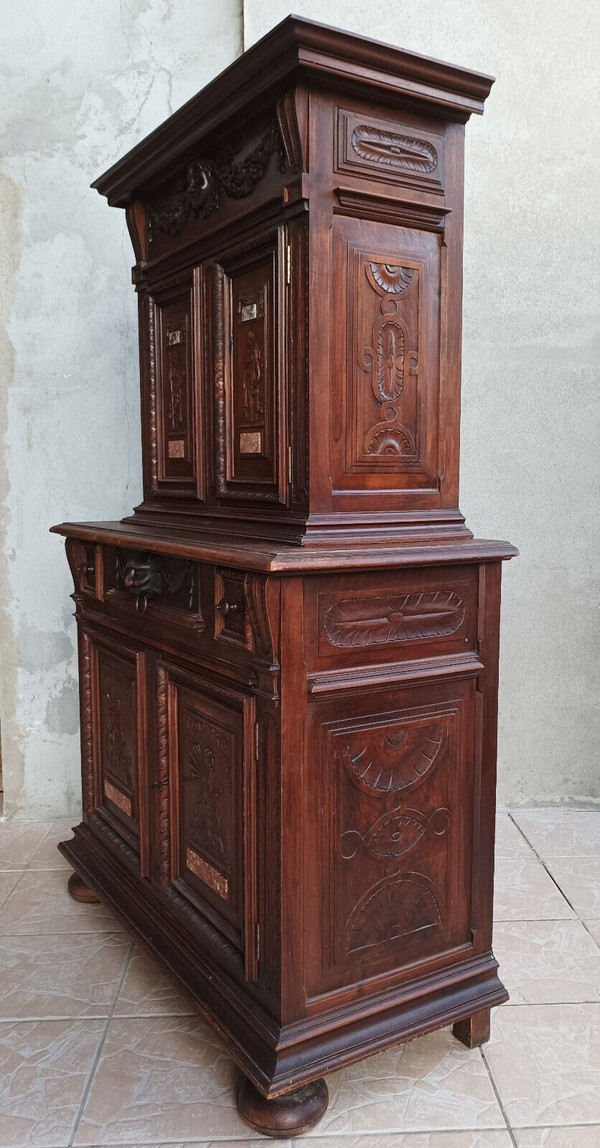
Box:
157, 664, 257, 971
305, 676, 476, 997
81, 629, 148, 869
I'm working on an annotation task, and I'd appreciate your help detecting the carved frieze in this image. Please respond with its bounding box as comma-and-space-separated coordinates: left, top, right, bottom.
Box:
149, 122, 286, 238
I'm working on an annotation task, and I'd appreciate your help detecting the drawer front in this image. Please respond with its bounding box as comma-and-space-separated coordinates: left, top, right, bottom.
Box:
306, 565, 478, 670
304, 674, 477, 999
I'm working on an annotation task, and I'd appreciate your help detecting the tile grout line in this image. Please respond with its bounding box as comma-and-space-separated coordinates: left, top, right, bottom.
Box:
506, 812, 581, 915
478, 1045, 518, 1148
67, 936, 135, 1147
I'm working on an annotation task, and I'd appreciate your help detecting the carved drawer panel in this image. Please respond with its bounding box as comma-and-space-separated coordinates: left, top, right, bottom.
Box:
155, 663, 258, 975
306, 565, 478, 669
305, 675, 477, 998
336, 108, 445, 195
80, 627, 148, 869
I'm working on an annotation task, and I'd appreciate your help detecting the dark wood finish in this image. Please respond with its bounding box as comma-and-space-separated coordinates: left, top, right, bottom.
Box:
453, 1007, 492, 1048
52, 15, 516, 1132
239, 1076, 329, 1136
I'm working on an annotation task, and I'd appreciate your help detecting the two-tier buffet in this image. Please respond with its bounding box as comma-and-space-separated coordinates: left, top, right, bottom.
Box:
52, 17, 517, 1137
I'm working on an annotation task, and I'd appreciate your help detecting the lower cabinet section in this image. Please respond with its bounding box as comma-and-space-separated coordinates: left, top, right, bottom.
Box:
305, 675, 478, 999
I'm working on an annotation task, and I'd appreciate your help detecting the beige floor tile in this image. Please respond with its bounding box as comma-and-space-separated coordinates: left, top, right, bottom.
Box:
0, 932, 131, 1019
27, 823, 75, 870
513, 1128, 600, 1146
495, 814, 535, 859
0, 1017, 105, 1147
306, 1135, 513, 1147
306, 1028, 505, 1135
494, 855, 575, 921
114, 947, 193, 1016
543, 858, 600, 918
0, 870, 125, 934
74, 1016, 250, 1143
493, 920, 600, 1003
583, 921, 600, 946
0, 821, 53, 871
484, 1003, 600, 1127
511, 810, 600, 859
0, 870, 22, 910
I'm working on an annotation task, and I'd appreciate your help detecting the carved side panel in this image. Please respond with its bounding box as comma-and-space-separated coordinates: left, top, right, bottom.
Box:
336, 109, 445, 195
331, 217, 441, 496
307, 677, 476, 994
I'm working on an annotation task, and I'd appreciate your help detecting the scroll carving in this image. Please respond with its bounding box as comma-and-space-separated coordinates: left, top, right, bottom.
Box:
149, 123, 286, 237
351, 125, 438, 174
342, 721, 445, 794
324, 590, 465, 648
342, 805, 450, 859
347, 872, 442, 952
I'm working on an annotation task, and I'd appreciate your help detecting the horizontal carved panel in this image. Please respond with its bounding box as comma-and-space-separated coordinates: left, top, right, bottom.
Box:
336, 109, 445, 195
325, 591, 465, 648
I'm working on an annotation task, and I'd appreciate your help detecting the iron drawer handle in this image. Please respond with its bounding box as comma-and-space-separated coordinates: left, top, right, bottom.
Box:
217, 599, 241, 617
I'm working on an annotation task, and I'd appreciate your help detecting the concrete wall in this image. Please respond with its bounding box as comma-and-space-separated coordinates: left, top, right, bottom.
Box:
0, 0, 242, 817
1, 0, 598, 815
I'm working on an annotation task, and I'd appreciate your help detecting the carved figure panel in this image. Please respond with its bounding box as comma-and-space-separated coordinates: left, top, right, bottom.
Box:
336, 109, 445, 194
157, 290, 195, 484
217, 249, 281, 499
176, 684, 244, 937
98, 650, 138, 823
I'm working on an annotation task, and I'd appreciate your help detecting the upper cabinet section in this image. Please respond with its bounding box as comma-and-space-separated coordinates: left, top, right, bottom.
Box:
92, 17, 493, 546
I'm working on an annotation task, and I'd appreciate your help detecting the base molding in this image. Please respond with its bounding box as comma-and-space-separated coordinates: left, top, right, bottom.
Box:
59, 826, 508, 1097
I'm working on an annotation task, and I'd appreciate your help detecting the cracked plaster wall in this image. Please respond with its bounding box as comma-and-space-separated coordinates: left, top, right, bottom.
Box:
244, 0, 600, 805
1, 1, 598, 816
0, 0, 243, 818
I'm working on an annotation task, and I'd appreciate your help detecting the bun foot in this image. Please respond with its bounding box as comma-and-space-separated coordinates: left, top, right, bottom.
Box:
238, 1077, 328, 1137
67, 872, 101, 904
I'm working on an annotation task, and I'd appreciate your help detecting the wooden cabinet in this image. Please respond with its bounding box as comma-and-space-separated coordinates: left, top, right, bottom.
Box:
52, 16, 516, 1137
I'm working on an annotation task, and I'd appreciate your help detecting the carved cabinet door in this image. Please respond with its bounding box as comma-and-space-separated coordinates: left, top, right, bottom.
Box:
304, 674, 478, 1000
79, 627, 149, 872
154, 662, 259, 979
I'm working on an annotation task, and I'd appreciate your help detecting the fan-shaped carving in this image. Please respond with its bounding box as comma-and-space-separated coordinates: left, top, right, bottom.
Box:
324, 590, 465, 648
343, 722, 444, 794
347, 873, 441, 951
352, 126, 438, 174
367, 262, 416, 295
364, 422, 415, 456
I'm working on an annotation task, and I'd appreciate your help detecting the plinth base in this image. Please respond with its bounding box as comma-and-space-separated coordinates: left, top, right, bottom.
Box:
238, 1077, 329, 1137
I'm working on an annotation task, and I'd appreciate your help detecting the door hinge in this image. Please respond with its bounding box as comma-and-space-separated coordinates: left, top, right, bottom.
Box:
254, 721, 260, 761
256, 923, 260, 962
286, 244, 291, 285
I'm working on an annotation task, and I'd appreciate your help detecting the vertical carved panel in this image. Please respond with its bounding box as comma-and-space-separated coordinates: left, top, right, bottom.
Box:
213, 242, 286, 503
156, 665, 170, 889
79, 630, 96, 816
98, 650, 138, 824
348, 249, 420, 469
308, 678, 476, 993
157, 291, 194, 480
